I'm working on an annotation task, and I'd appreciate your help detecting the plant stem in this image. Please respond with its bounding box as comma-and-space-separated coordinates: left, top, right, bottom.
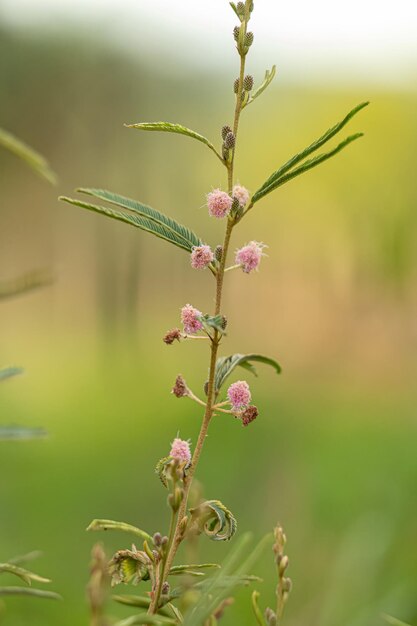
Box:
149, 7, 250, 612
149, 507, 178, 615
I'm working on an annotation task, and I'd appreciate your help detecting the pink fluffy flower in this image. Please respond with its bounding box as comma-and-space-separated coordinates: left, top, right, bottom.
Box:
232, 184, 250, 208
227, 380, 251, 411
207, 189, 233, 218
235, 241, 265, 274
170, 438, 191, 463
181, 304, 203, 335
191, 245, 214, 270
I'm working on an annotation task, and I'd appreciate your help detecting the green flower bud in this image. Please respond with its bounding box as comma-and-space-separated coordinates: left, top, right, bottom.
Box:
243, 74, 254, 91
233, 25, 240, 42
244, 31, 254, 48
234, 78, 240, 93
214, 245, 223, 262
221, 125, 232, 140
236, 1, 245, 17
224, 131, 236, 149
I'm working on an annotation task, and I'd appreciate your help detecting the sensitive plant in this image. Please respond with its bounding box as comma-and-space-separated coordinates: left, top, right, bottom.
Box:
60, 1, 368, 624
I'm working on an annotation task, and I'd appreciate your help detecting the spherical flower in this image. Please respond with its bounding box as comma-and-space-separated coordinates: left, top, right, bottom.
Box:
191, 245, 214, 270
235, 241, 265, 274
170, 438, 191, 463
232, 185, 250, 208
207, 189, 233, 219
181, 304, 203, 335
227, 380, 251, 411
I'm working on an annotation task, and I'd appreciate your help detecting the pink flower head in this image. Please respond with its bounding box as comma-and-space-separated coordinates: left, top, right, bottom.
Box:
181, 304, 203, 335
227, 380, 251, 411
191, 245, 214, 270
232, 184, 250, 208
170, 437, 191, 463
235, 241, 266, 274
207, 189, 233, 219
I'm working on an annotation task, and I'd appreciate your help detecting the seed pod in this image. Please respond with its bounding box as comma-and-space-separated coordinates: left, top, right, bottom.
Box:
243, 74, 254, 91
224, 131, 236, 149
233, 78, 240, 93
221, 124, 232, 140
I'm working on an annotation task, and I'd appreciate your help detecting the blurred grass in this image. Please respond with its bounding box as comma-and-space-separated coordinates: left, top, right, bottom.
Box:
1, 21, 417, 626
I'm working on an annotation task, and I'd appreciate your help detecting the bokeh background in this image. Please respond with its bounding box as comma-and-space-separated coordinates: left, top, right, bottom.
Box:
1, 1, 417, 625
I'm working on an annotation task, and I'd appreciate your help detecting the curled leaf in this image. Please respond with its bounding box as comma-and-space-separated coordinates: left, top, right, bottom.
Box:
109, 549, 151, 587
190, 500, 237, 542
214, 353, 281, 394
0, 127, 57, 184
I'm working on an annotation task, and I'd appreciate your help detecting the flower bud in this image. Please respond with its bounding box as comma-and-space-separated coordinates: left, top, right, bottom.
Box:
214, 245, 223, 262
152, 532, 162, 547
243, 74, 254, 91
233, 78, 240, 93
221, 124, 232, 140
161, 582, 170, 596
244, 31, 254, 48
279, 555, 289, 575
265, 608, 277, 626
220, 316, 228, 330
236, 1, 245, 17
224, 131, 236, 149
233, 25, 240, 41
282, 577, 292, 593
203, 380, 209, 396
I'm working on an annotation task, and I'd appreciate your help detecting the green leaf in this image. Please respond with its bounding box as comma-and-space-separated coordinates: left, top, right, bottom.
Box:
0, 563, 50, 585
382, 615, 413, 626
169, 564, 220, 575
60, 193, 202, 254
8, 551, 42, 566
115, 614, 177, 626
229, 2, 240, 18
200, 314, 226, 336
113, 594, 152, 608
0, 426, 47, 441
0, 127, 57, 184
252, 101, 369, 204
189, 500, 237, 542
245, 66, 276, 108
253, 133, 363, 202
87, 519, 153, 544
0, 367, 23, 382
124, 121, 223, 164
0, 587, 61, 600
214, 353, 281, 394
0, 270, 53, 302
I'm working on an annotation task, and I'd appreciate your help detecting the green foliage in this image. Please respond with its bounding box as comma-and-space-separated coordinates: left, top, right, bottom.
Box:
251, 101, 369, 203
244, 66, 276, 108
169, 563, 220, 575
0, 552, 60, 602
87, 519, 154, 544
124, 121, 223, 164
0, 563, 50, 585
214, 353, 281, 394
60, 190, 203, 253
200, 314, 226, 335
0, 127, 57, 184
0, 366, 23, 382
251, 590, 267, 626
0, 587, 61, 600
189, 500, 237, 542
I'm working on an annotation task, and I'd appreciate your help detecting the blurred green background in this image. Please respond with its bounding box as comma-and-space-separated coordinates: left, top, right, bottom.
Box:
1, 5, 417, 626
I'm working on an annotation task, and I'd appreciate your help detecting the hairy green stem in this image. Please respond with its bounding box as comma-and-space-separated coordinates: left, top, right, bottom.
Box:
149, 6, 250, 613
